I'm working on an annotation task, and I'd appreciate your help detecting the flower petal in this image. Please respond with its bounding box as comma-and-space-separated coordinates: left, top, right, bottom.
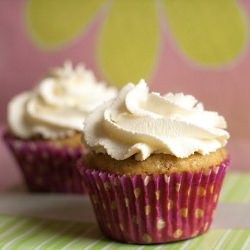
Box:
97, 0, 160, 87
26, 0, 104, 49
163, 0, 247, 66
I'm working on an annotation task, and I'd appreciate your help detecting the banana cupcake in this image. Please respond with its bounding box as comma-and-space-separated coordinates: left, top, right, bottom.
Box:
3, 61, 117, 193
78, 80, 230, 243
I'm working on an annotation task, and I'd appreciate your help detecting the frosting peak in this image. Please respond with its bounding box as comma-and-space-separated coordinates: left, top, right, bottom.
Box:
83, 80, 229, 160
8, 62, 117, 139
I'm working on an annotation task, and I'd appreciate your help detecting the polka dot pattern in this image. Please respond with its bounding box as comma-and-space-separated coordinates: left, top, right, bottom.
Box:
181, 208, 188, 218
173, 229, 183, 239
124, 197, 129, 207
3, 133, 84, 193
156, 218, 166, 230
145, 205, 151, 216
155, 190, 160, 200
195, 208, 204, 219
198, 187, 206, 197
134, 188, 141, 198
104, 182, 111, 191
143, 234, 152, 243
168, 200, 173, 210
144, 176, 150, 186
79, 157, 230, 244
191, 230, 199, 237
214, 194, 218, 203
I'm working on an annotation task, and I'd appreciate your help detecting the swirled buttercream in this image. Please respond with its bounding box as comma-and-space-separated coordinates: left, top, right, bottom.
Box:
8, 62, 117, 139
83, 80, 229, 160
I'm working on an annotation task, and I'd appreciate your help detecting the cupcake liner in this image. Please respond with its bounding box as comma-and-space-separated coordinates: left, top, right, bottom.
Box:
77, 158, 229, 244
3, 132, 86, 193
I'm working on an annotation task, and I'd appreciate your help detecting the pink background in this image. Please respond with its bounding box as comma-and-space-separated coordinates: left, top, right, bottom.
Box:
1, 0, 250, 189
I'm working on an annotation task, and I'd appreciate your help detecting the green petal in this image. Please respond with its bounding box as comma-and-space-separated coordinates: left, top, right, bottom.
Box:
26, 0, 104, 50
163, 0, 247, 66
97, 0, 159, 87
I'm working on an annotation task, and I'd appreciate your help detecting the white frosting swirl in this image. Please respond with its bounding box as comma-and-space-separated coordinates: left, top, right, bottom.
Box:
83, 80, 229, 160
8, 62, 117, 139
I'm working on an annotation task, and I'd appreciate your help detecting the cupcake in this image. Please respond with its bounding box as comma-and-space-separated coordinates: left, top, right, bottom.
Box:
3, 61, 117, 193
78, 80, 230, 243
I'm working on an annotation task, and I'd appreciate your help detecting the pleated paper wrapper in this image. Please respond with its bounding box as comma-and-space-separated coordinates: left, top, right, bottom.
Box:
78, 158, 229, 244
3, 132, 85, 193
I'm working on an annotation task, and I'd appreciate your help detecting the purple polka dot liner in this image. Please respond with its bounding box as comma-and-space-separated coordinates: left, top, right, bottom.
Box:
77, 158, 229, 244
3, 132, 85, 193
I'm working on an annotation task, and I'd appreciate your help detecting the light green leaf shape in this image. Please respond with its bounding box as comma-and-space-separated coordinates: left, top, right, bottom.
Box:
97, 0, 159, 87
26, 0, 104, 50
163, 0, 247, 66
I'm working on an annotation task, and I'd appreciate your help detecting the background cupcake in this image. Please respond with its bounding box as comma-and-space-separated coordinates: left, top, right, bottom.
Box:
78, 80, 230, 243
4, 61, 117, 193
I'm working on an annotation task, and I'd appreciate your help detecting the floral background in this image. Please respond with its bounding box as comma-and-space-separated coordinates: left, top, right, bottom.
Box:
1, 0, 250, 169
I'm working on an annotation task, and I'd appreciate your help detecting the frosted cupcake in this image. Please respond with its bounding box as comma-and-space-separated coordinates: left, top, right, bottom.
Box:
78, 80, 230, 243
4, 62, 117, 193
